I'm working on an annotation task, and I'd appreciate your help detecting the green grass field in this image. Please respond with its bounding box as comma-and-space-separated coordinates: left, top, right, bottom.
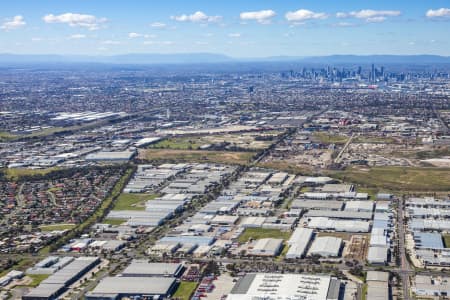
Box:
112, 193, 159, 211
172, 281, 198, 300
149, 137, 203, 150
357, 187, 379, 200
27, 274, 51, 287
102, 218, 127, 226
3, 167, 60, 181
140, 149, 255, 165
312, 132, 349, 145
353, 136, 399, 144
39, 223, 76, 231
238, 228, 292, 243
0, 131, 16, 141
331, 166, 450, 192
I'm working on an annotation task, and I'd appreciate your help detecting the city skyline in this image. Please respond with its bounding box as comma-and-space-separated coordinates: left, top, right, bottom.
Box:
1, 0, 450, 57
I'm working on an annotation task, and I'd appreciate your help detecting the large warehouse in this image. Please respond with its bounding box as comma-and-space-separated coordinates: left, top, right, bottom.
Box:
248, 238, 283, 257
23, 257, 100, 300
227, 273, 341, 300
286, 227, 314, 259
121, 260, 184, 277
85, 277, 178, 300
308, 237, 342, 257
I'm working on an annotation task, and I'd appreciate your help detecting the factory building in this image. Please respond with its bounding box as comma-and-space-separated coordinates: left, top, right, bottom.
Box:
23, 257, 100, 300
85, 150, 135, 162
308, 237, 342, 257
228, 273, 341, 300
366, 271, 390, 300
248, 238, 283, 257
121, 260, 184, 277
85, 277, 178, 300
285, 227, 314, 259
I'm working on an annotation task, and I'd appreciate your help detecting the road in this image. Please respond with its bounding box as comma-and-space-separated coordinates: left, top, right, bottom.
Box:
398, 196, 411, 300
334, 132, 355, 164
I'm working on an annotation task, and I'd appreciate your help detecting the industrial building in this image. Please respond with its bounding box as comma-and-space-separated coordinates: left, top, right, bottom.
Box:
227, 273, 341, 300
367, 246, 389, 265
85, 150, 135, 162
366, 271, 390, 300
121, 260, 184, 277
285, 227, 314, 259
308, 237, 342, 257
85, 277, 178, 300
307, 217, 370, 233
248, 238, 283, 257
413, 275, 450, 297
23, 257, 100, 300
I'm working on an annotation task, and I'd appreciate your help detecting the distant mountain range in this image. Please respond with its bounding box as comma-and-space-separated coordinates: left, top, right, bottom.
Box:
1, 53, 450, 65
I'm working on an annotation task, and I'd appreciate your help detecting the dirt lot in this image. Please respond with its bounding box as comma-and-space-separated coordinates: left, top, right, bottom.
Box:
138, 149, 256, 165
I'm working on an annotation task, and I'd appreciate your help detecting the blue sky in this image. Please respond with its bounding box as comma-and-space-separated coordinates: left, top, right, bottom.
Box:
1, 0, 450, 57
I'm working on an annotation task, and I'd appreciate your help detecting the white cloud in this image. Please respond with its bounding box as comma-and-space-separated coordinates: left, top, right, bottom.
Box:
171, 11, 221, 23
239, 10, 276, 24
43, 13, 107, 30
285, 9, 328, 22
31, 37, 43, 42
1, 15, 26, 31
426, 8, 450, 18
366, 16, 386, 23
334, 22, 357, 27
150, 22, 167, 28
336, 12, 348, 18
102, 40, 121, 45
128, 32, 156, 39
337, 10, 400, 22
143, 40, 173, 45
128, 32, 142, 38
228, 33, 241, 38
68, 34, 86, 39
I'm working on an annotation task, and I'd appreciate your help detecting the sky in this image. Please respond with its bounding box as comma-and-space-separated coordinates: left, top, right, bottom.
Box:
1, 0, 450, 57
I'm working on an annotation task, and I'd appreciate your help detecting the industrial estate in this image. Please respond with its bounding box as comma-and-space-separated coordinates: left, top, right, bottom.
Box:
1, 59, 450, 300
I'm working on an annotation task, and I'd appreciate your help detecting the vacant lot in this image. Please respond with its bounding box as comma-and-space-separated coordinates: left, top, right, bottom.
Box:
113, 193, 158, 211
149, 137, 204, 150
150, 132, 278, 151
353, 136, 399, 144
238, 228, 291, 243
312, 132, 349, 145
139, 149, 255, 165
257, 161, 316, 175
331, 166, 450, 192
